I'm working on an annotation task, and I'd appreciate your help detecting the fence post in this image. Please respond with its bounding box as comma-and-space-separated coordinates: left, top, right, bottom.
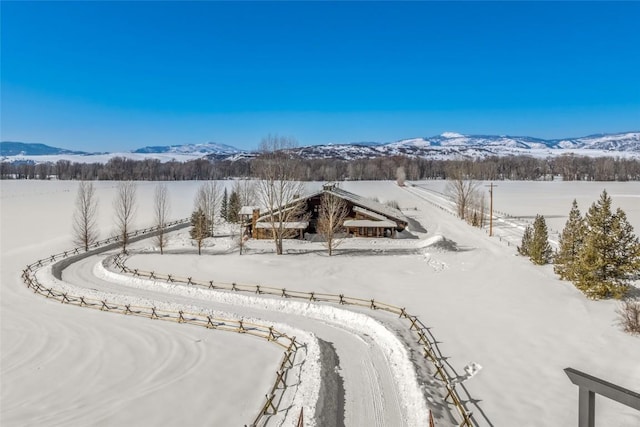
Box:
206, 315, 216, 329
296, 407, 304, 427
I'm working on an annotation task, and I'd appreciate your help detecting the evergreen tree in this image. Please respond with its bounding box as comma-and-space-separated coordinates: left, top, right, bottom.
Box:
529, 214, 552, 265
228, 190, 241, 223
190, 208, 210, 255
554, 200, 585, 280
574, 190, 640, 299
518, 225, 533, 257
221, 188, 228, 221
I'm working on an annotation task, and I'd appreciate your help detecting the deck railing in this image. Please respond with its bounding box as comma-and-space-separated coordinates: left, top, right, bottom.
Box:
565, 368, 640, 427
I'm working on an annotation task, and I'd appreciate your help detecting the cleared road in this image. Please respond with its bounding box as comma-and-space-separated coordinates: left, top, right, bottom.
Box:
60, 251, 420, 426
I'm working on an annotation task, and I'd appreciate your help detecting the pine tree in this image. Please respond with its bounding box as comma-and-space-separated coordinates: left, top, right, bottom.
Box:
221, 188, 228, 221
574, 190, 640, 299
190, 208, 210, 255
518, 225, 533, 257
228, 190, 241, 223
554, 200, 585, 280
529, 214, 552, 265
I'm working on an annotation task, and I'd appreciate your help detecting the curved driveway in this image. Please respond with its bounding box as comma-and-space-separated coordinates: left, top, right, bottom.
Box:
60, 251, 424, 426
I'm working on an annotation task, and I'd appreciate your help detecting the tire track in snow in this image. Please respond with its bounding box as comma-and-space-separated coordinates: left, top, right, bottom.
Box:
361, 357, 385, 427
58, 252, 429, 426
37, 256, 318, 427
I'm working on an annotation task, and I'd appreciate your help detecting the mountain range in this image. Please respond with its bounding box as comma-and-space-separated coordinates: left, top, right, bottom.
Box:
2, 132, 639, 163
0, 142, 92, 156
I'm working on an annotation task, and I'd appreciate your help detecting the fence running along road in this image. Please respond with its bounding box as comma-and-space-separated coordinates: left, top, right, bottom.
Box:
113, 253, 475, 426
405, 183, 561, 250
21, 219, 304, 427
23, 213, 478, 426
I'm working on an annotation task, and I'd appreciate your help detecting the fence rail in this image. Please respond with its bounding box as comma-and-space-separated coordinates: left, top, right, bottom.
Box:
565, 368, 640, 427
113, 253, 475, 426
24, 215, 477, 426
21, 219, 301, 427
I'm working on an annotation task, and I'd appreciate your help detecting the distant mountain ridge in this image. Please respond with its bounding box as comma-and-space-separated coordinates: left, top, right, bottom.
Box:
279, 131, 640, 161
0, 141, 90, 156
2, 131, 639, 162
132, 141, 241, 155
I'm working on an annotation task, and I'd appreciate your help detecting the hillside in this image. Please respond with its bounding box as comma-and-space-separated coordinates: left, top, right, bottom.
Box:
2, 132, 639, 164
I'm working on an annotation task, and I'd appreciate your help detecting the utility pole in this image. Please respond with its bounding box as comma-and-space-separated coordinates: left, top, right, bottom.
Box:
485, 182, 497, 236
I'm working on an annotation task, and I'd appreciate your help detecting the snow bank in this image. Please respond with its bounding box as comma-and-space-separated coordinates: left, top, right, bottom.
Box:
95, 257, 430, 425
34, 263, 321, 427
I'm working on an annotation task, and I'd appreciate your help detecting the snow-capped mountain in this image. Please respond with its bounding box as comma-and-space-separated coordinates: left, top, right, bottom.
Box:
286, 132, 640, 160
0, 142, 91, 156
132, 141, 242, 156
552, 132, 640, 151
2, 132, 639, 164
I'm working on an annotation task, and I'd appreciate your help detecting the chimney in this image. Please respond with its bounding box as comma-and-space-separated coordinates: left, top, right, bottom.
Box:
252, 208, 260, 239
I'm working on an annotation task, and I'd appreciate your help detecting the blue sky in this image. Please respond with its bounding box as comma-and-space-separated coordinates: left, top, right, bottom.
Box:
2, 1, 639, 152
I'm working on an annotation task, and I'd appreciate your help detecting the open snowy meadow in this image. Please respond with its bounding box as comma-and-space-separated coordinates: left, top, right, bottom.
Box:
1, 179, 639, 426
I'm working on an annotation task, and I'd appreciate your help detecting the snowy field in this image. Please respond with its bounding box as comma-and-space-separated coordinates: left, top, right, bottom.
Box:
1, 179, 639, 426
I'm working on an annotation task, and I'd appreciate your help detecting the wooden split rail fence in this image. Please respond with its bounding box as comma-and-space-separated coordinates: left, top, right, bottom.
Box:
114, 254, 475, 426
21, 219, 302, 427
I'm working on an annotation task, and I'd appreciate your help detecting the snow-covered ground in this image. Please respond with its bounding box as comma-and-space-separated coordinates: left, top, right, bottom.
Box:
1, 152, 210, 165
1, 179, 639, 426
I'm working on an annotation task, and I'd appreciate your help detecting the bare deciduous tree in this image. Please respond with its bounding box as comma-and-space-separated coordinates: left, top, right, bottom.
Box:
317, 192, 350, 256
618, 298, 640, 334
153, 183, 170, 254
467, 190, 486, 227
446, 170, 480, 221
195, 181, 222, 237
254, 135, 309, 255
396, 166, 406, 187
232, 181, 256, 256
73, 181, 99, 251
113, 181, 137, 252
234, 179, 256, 207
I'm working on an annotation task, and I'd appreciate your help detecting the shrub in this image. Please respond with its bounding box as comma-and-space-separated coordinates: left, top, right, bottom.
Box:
617, 299, 640, 334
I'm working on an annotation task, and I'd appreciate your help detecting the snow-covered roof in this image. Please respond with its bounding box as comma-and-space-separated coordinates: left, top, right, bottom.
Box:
353, 206, 387, 221
255, 222, 309, 229
254, 185, 408, 227
343, 219, 396, 228
326, 187, 408, 225
256, 203, 301, 223
239, 206, 259, 215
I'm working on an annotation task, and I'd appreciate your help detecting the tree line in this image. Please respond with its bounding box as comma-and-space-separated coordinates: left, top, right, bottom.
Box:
444, 177, 640, 332
73, 136, 368, 259
3, 153, 640, 181
513, 191, 639, 333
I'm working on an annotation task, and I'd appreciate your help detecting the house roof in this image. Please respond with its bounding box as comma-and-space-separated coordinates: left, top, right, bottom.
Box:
239, 206, 259, 215
325, 186, 408, 225
344, 219, 396, 228
255, 184, 409, 226
353, 206, 387, 221
255, 221, 309, 229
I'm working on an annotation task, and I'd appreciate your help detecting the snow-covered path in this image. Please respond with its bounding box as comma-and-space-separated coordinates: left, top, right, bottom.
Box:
57, 251, 431, 426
